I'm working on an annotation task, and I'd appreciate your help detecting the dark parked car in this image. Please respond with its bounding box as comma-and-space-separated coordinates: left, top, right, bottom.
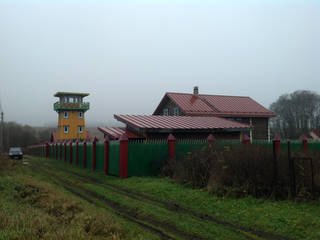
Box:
9, 147, 23, 159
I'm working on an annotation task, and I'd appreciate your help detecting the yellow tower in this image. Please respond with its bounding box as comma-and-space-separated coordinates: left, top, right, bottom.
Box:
54, 92, 89, 140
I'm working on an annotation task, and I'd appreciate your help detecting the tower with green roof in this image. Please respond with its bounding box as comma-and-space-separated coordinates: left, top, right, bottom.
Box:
53, 92, 89, 140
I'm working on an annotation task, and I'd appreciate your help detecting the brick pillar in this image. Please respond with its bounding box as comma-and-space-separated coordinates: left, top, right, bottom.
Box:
83, 140, 87, 169
75, 140, 79, 166
243, 134, 250, 146
69, 141, 73, 164
104, 136, 110, 175
207, 134, 215, 147
45, 142, 49, 158
302, 137, 308, 154
119, 134, 128, 178
273, 136, 281, 156
64, 141, 67, 162
92, 137, 98, 171
168, 134, 175, 158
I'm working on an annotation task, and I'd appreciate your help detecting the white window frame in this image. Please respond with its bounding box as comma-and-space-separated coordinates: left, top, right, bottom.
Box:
63, 126, 69, 134
78, 126, 83, 133
173, 107, 179, 116
163, 108, 169, 116
63, 111, 69, 119
79, 111, 83, 119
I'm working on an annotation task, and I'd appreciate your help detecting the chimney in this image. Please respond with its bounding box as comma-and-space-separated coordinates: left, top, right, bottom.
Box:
193, 86, 199, 96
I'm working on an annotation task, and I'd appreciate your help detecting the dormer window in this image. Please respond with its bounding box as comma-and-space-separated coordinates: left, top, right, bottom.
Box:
173, 107, 179, 116
163, 108, 169, 116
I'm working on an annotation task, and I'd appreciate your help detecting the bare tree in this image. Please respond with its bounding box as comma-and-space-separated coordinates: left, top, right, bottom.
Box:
270, 90, 320, 139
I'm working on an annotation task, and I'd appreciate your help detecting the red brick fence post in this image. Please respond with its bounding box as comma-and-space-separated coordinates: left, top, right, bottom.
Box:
302, 137, 308, 154
45, 142, 49, 158
207, 134, 215, 147
243, 134, 250, 146
104, 136, 110, 175
119, 134, 128, 178
168, 134, 175, 158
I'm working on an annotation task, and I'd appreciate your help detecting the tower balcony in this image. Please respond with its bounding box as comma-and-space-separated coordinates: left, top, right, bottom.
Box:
54, 102, 90, 112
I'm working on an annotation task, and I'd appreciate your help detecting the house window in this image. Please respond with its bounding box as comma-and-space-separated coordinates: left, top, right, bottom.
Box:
63, 97, 68, 103
69, 97, 74, 103
173, 107, 179, 116
63, 126, 69, 134
78, 126, 83, 133
63, 111, 69, 119
79, 111, 83, 119
163, 108, 169, 116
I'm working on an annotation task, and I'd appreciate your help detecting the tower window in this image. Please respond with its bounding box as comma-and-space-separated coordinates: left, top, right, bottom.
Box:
173, 107, 179, 116
63, 126, 69, 134
78, 126, 83, 133
64, 111, 69, 118
79, 111, 83, 119
163, 108, 169, 116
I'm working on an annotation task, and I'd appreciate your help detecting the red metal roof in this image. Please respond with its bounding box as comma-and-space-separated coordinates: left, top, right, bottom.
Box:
154, 92, 275, 117
114, 115, 252, 131
97, 127, 143, 139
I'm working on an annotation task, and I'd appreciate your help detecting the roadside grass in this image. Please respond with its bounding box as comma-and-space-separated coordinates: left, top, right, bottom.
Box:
35, 156, 320, 240
0, 155, 158, 240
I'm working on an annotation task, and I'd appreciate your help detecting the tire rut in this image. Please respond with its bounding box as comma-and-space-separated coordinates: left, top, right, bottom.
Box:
30, 165, 212, 240
40, 162, 291, 240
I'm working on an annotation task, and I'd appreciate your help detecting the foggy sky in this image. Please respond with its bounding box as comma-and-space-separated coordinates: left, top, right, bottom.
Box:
1, 0, 319, 127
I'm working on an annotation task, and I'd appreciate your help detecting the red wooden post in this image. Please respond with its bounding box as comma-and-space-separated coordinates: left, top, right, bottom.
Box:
69, 140, 73, 164
104, 136, 110, 175
273, 136, 281, 156
83, 139, 87, 169
119, 134, 128, 178
207, 134, 215, 147
92, 137, 98, 171
64, 141, 67, 162
168, 134, 175, 158
75, 140, 79, 166
45, 142, 49, 158
60, 142, 62, 160
302, 137, 308, 153
243, 134, 250, 146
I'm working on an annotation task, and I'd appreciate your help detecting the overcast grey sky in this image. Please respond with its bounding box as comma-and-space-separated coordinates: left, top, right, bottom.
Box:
1, 0, 319, 126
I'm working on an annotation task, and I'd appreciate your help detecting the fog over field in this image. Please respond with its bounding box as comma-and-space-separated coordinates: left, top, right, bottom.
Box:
0, 0, 319, 126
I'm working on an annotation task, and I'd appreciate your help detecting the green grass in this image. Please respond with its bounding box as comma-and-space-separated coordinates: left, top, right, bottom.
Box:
1, 155, 320, 240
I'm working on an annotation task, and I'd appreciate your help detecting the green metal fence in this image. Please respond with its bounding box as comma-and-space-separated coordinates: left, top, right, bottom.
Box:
109, 141, 120, 176
96, 143, 104, 171
128, 141, 169, 176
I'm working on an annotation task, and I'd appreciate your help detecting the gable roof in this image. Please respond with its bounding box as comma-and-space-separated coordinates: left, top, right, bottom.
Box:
114, 114, 252, 132
154, 92, 275, 118
97, 127, 143, 140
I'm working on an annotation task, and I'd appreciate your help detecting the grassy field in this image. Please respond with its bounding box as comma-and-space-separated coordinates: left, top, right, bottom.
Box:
0, 155, 319, 240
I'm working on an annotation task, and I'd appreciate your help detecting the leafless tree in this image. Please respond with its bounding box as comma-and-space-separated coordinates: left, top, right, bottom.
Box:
270, 90, 320, 139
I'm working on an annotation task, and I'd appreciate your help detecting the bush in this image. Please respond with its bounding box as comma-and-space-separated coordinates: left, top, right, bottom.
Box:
162, 143, 320, 200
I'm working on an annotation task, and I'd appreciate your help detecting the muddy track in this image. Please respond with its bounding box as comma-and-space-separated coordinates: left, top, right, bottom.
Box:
38, 161, 292, 240
30, 165, 212, 240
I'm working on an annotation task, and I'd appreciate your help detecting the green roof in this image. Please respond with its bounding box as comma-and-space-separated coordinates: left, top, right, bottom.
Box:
54, 92, 89, 97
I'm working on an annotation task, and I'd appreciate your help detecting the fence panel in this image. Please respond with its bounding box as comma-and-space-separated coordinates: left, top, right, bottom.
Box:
86, 143, 93, 169
72, 145, 76, 164
308, 141, 320, 151
128, 142, 169, 176
96, 143, 104, 171
66, 144, 70, 162
78, 143, 84, 167
109, 141, 120, 176
175, 141, 207, 160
